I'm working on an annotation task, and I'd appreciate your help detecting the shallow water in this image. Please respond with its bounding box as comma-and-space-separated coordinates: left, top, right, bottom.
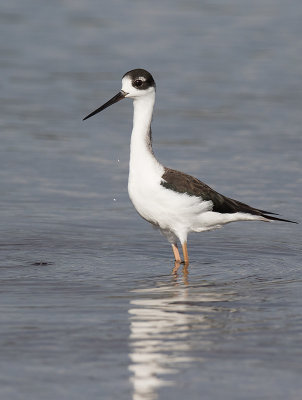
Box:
0, 0, 302, 399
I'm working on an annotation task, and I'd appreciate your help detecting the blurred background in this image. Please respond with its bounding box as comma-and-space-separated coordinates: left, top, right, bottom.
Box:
0, 1, 301, 399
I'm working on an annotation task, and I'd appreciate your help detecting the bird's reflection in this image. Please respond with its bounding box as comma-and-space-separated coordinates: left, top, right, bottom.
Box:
172, 261, 189, 285
128, 267, 235, 400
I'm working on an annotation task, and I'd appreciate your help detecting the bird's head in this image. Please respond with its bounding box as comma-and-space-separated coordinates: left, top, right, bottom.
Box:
83, 68, 156, 121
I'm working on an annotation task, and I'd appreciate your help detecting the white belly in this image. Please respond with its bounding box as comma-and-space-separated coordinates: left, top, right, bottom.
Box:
128, 166, 213, 237
128, 165, 264, 244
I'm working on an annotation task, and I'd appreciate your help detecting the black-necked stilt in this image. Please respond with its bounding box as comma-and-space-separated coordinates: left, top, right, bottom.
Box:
83, 69, 296, 265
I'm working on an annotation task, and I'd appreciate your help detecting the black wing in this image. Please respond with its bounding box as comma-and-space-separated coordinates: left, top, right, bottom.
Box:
161, 168, 296, 223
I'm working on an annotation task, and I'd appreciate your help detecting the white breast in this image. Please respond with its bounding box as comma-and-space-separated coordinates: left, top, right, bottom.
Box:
128, 163, 213, 238
127, 88, 213, 242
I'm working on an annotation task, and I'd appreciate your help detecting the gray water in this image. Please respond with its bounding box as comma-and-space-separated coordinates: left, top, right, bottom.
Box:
0, 1, 302, 399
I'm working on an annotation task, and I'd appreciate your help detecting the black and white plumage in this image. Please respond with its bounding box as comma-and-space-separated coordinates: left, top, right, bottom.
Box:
83, 68, 296, 265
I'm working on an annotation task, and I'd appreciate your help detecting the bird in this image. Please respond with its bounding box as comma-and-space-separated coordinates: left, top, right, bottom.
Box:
83, 68, 296, 265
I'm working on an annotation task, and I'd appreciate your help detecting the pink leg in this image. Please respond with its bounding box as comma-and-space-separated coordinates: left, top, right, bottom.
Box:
171, 243, 181, 263
182, 242, 189, 265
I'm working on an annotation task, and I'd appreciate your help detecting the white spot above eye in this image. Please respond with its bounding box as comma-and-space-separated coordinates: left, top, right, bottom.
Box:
121, 75, 156, 98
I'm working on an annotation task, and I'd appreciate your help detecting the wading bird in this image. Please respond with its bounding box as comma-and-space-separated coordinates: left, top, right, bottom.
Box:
83, 69, 295, 265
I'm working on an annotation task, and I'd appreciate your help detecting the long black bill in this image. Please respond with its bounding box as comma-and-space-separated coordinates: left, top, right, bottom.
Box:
83, 91, 127, 121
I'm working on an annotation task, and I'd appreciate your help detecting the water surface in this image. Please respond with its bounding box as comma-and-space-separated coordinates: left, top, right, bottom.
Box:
0, 1, 301, 399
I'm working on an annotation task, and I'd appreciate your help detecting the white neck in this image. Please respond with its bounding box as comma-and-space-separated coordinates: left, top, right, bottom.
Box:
128, 93, 163, 183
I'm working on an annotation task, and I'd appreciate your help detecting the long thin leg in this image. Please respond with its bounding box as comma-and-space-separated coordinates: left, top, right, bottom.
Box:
182, 242, 189, 265
171, 243, 181, 263
172, 261, 181, 276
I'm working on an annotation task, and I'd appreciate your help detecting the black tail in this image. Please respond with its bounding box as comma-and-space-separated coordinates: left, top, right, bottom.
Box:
218, 195, 298, 224
262, 214, 297, 224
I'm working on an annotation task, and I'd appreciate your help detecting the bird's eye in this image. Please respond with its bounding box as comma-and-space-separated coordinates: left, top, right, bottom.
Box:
134, 79, 143, 87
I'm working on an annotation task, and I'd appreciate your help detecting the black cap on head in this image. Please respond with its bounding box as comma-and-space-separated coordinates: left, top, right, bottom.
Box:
123, 69, 156, 90
83, 69, 156, 121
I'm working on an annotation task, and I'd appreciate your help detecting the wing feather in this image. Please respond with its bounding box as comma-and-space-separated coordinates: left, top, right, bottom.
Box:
161, 168, 296, 223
